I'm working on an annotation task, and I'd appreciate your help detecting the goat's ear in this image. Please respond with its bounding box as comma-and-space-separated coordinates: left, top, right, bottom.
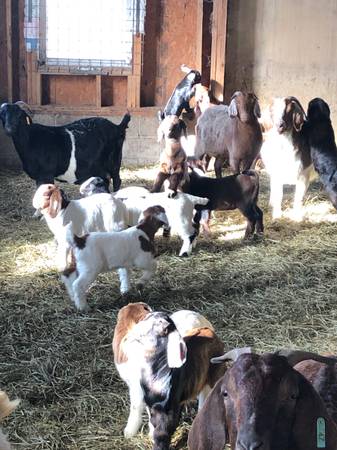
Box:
157, 110, 164, 123
48, 188, 62, 218
292, 376, 337, 450
188, 377, 227, 450
167, 330, 187, 368
229, 98, 238, 117
157, 123, 164, 143
254, 99, 261, 119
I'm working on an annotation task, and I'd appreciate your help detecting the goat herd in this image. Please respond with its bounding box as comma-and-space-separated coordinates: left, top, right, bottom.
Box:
1, 64, 337, 450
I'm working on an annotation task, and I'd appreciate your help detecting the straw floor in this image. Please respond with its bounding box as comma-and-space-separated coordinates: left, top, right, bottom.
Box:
1, 167, 337, 449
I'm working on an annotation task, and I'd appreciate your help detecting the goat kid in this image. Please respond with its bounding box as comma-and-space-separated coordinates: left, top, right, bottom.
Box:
61, 206, 168, 311
260, 96, 314, 220
188, 348, 337, 450
33, 184, 128, 270
113, 303, 225, 450
0, 102, 130, 190
306, 97, 337, 210
153, 115, 188, 197
184, 169, 263, 238
158, 65, 202, 120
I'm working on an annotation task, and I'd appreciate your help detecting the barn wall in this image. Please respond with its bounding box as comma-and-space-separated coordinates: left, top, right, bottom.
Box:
225, 0, 337, 123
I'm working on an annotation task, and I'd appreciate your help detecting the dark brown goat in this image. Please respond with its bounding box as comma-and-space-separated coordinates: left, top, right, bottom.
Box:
188, 348, 337, 450
152, 115, 188, 197
295, 357, 337, 424
194, 91, 262, 177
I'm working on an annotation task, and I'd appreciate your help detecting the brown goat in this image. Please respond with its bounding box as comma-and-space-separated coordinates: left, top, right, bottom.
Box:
152, 115, 188, 197
194, 91, 262, 177
188, 348, 337, 450
295, 357, 337, 424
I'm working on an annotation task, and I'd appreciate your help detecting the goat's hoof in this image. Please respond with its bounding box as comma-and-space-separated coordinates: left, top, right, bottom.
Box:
179, 252, 189, 258
136, 283, 145, 291
167, 189, 177, 198
76, 304, 91, 313
124, 428, 137, 439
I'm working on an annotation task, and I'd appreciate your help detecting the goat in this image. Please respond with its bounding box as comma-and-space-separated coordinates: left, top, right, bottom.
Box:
61, 206, 168, 311
183, 169, 263, 238
32, 184, 128, 270
193, 91, 262, 177
113, 303, 225, 450
158, 65, 202, 120
294, 356, 337, 424
260, 96, 313, 220
188, 348, 337, 450
305, 97, 337, 210
0, 102, 130, 191
0, 391, 20, 450
153, 115, 188, 197
116, 191, 210, 256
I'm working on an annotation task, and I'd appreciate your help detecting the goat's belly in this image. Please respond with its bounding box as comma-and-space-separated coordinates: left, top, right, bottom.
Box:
57, 129, 77, 183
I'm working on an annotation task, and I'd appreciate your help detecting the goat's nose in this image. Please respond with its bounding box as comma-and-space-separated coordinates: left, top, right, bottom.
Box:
237, 440, 264, 450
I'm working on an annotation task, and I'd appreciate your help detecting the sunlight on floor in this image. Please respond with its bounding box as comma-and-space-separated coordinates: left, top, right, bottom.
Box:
15, 240, 56, 275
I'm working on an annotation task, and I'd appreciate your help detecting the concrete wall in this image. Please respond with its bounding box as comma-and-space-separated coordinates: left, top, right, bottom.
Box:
225, 0, 337, 125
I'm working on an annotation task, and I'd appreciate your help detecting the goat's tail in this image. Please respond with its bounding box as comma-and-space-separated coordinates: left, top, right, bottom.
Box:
119, 112, 131, 131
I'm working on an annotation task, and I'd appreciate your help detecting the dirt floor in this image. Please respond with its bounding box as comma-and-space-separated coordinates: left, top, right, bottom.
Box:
1, 166, 337, 449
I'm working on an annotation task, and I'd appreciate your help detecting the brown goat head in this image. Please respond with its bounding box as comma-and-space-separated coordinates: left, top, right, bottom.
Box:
32, 184, 64, 218
188, 348, 337, 450
229, 92, 261, 123
273, 96, 307, 134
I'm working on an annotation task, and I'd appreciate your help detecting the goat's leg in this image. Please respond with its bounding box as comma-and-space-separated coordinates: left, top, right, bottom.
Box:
197, 385, 211, 411
240, 205, 256, 239
167, 171, 184, 198
117, 268, 131, 294
61, 270, 77, 303
254, 205, 264, 234
124, 383, 145, 438
72, 270, 97, 311
214, 155, 225, 178
137, 265, 156, 287
146, 406, 155, 439
152, 171, 169, 193
292, 173, 310, 221
269, 179, 283, 219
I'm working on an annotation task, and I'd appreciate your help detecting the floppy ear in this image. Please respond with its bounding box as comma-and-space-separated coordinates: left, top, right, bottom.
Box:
48, 188, 62, 218
254, 99, 261, 118
229, 98, 238, 117
291, 375, 337, 450
290, 100, 306, 132
188, 377, 227, 450
157, 123, 165, 143
167, 330, 187, 368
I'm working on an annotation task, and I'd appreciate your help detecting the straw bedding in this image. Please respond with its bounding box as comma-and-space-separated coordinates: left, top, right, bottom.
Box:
1, 167, 337, 449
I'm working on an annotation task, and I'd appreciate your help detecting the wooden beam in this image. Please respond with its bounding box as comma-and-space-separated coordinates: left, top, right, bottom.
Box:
195, 0, 203, 73
127, 33, 142, 108
6, 0, 13, 102
210, 0, 228, 101
96, 75, 102, 107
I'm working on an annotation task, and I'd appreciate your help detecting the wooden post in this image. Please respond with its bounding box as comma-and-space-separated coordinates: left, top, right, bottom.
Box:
195, 0, 203, 73
127, 33, 142, 108
210, 0, 228, 101
6, 0, 13, 102
96, 75, 102, 108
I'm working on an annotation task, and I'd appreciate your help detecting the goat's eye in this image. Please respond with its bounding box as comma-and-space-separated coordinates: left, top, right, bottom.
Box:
222, 391, 228, 398
290, 393, 298, 400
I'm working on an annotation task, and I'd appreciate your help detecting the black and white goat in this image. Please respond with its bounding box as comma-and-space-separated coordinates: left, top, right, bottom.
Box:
113, 303, 225, 450
62, 207, 168, 311
306, 97, 337, 210
0, 102, 130, 190
32, 184, 128, 270
158, 65, 201, 120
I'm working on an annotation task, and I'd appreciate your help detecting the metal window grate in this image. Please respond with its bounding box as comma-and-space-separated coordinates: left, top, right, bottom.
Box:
24, 0, 146, 75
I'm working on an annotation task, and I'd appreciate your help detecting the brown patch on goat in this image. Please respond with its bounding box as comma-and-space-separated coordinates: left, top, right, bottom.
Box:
73, 234, 88, 249
137, 205, 166, 241
0, 391, 20, 420
180, 327, 225, 401
112, 303, 152, 365
62, 251, 77, 278
138, 235, 155, 254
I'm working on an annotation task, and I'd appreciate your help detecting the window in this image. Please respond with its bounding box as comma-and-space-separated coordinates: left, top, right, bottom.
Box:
24, 0, 146, 74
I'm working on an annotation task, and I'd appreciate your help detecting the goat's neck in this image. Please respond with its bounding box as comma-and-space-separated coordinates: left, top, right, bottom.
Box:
164, 140, 181, 157
137, 218, 162, 241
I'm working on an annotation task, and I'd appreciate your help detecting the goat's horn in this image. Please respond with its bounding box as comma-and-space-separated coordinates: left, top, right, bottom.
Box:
211, 346, 252, 364
276, 349, 337, 367
15, 101, 33, 116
